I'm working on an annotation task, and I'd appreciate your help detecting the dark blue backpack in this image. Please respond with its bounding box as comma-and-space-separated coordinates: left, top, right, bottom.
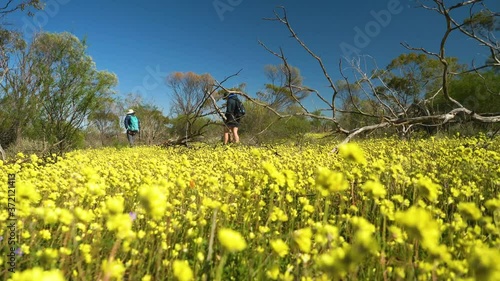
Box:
234, 98, 246, 118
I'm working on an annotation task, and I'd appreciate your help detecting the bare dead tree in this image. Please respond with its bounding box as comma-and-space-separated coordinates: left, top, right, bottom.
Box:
255, 2, 499, 152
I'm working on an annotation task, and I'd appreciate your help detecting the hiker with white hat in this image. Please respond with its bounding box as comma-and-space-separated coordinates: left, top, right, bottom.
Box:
124, 109, 140, 147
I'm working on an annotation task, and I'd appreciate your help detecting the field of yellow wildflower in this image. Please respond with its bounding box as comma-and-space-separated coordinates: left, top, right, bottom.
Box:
1, 136, 499, 281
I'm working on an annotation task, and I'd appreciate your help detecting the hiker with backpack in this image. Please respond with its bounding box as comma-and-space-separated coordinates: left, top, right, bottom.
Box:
222, 91, 245, 145
124, 109, 140, 147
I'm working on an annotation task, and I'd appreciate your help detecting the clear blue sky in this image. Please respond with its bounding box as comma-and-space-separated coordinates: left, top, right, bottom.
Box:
8, 0, 499, 113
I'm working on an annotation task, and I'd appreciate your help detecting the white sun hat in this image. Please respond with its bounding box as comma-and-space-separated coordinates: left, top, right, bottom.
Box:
127, 109, 135, 114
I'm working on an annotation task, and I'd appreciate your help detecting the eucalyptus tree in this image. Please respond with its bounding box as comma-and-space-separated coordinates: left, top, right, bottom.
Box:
30, 32, 117, 152
0, 0, 43, 158
88, 97, 121, 146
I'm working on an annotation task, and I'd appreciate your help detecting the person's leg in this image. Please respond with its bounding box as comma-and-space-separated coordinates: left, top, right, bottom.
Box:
231, 127, 239, 143
127, 133, 135, 147
223, 126, 231, 144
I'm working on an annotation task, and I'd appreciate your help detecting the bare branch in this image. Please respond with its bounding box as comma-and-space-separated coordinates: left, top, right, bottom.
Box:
448, 0, 482, 11
279, 48, 310, 113
332, 122, 391, 153
0, 0, 17, 15
263, 6, 340, 115
401, 42, 441, 59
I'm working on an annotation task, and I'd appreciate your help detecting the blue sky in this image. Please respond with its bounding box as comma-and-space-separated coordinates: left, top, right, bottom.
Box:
8, 0, 499, 114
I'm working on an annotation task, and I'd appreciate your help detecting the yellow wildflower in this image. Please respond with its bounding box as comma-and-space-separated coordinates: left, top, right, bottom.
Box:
338, 143, 367, 165
172, 260, 194, 281
218, 228, 247, 253
457, 202, 482, 221
139, 185, 167, 220
413, 175, 441, 202
102, 259, 125, 280
39, 229, 51, 240
16, 180, 41, 203
361, 180, 387, 199
105, 196, 125, 215
315, 167, 348, 196
266, 265, 280, 280
9, 267, 65, 281
270, 239, 289, 257
395, 206, 441, 251
293, 227, 312, 253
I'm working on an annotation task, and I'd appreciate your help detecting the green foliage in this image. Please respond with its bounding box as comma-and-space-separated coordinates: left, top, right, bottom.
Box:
241, 102, 333, 144
0, 30, 117, 151
168, 114, 216, 140
28, 32, 118, 152
0, 30, 36, 148
87, 97, 121, 147
133, 103, 170, 145
463, 9, 499, 33
383, 53, 464, 103
338, 97, 383, 129
270, 115, 312, 143
433, 70, 500, 114
309, 110, 333, 133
